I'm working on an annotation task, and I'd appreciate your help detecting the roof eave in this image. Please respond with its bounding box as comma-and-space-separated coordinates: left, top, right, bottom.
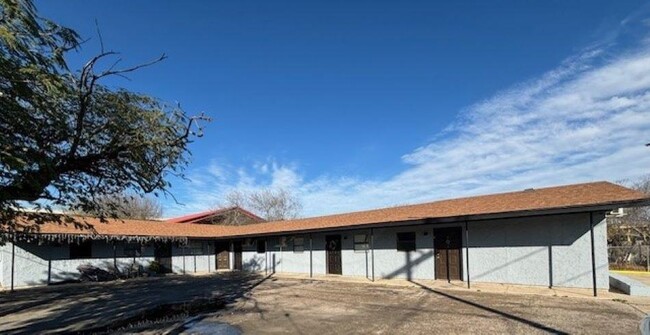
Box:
212, 198, 650, 239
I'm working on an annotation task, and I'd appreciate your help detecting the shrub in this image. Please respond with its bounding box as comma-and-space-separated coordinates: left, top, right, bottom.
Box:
148, 260, 165, 274
77, 264, 118, 282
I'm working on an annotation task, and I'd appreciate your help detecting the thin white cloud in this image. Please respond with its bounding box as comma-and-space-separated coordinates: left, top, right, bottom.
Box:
165, 35, 650, 219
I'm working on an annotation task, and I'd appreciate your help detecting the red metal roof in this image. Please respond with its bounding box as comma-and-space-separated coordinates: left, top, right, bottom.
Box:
165, 207, 263, 224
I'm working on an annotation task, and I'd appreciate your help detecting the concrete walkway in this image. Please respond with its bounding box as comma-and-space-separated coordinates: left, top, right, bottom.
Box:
610, 272, 650, 297
613, 271, 650, 286
0, 272, 264, 334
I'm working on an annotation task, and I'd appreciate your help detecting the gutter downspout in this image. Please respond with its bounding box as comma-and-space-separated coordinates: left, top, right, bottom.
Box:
589, 212, 597, 297
279, 238, 283, 274
208, 242, 211, 273
265, 238, 268, 276
112, 242, 117, 273
465, 221, 470, 289
47, 259, 52, 285
371, 228, 375, 282
11, 234, 15, 292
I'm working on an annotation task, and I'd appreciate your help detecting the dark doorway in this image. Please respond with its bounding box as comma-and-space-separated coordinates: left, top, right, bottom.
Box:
326, 235, 342, 275
215, 241, 230, 270
434, 227, 462, 281
154, 241, 173, 273
233, 241, 243, 270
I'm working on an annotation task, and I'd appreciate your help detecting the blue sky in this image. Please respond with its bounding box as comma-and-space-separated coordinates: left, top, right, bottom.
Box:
38, 1, 650, 218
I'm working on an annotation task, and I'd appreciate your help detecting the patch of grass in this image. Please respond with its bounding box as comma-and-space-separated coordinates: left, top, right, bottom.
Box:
610, 264, 649, 272
613, 298, 628, 303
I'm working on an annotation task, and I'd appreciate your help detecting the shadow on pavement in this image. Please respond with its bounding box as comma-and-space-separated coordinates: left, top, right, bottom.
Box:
412, 282, 568, 335
0, 272, 267, 335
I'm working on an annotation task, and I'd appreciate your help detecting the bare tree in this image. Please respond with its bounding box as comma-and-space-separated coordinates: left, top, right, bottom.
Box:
249, 188, 302, 221
608, 176, 650, 246
72, 193, 163, 220
224, 190, 247, 209
608, 176, 650, 268
220, 188, 302, 221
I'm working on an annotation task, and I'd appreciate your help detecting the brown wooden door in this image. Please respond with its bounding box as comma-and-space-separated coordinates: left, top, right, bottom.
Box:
233, 241, 243, 270
434, 227, 462, 281
326, 235, 342, 275
215, 241, 230, 270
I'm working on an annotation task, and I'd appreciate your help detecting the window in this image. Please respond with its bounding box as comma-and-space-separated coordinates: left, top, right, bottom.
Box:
124, 243, 142, 257
293, 237, 304, 253
189, 241, 206, 255
70, 240, 92, 259
396, 232, 416, 252
268, 238, 279, 248
257, 240, 266, 254
271, 237, 288, 248
354, 234, 369, 252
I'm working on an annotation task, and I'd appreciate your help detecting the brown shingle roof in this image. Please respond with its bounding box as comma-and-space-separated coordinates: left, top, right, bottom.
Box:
25, 181, 650, 239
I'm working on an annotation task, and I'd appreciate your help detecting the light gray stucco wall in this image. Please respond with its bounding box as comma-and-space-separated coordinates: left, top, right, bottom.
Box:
259, 227, 444, 281
171, 240, 217, 274
239, 235, 326, 275
467, 213, 608, 289
373, 226, 436, 280
276, 236, 311, 273
238, 238, 268, 273
171, 254, 216, 274
0, 212, 610, 290
235, 212, 608, 289
0, 241, 155, 288
340, 230, 372, 278
310, 234, 327, 275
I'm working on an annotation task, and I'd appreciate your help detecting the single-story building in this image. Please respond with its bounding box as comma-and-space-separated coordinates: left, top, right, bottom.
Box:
1, 181, 648, 295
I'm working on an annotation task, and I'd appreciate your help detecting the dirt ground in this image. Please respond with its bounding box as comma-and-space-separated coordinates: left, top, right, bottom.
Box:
199, 277, 646, 335
1, 273, 648, 334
